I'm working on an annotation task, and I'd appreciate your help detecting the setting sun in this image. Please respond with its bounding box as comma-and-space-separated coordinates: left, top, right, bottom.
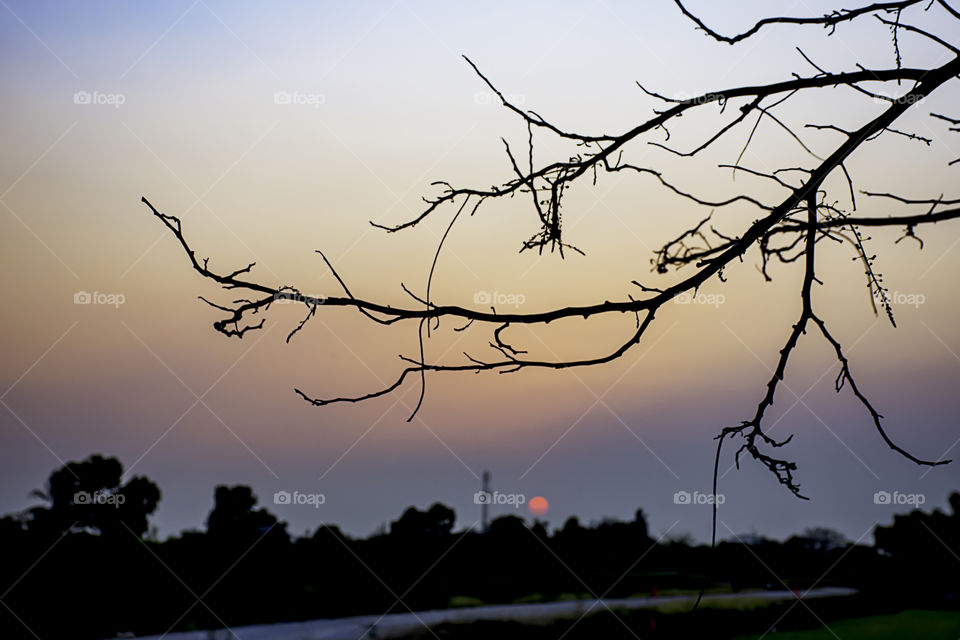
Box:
528, 496, 549, 517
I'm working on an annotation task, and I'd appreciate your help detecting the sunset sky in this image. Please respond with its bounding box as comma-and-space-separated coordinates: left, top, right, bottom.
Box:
2, 0, 959, 545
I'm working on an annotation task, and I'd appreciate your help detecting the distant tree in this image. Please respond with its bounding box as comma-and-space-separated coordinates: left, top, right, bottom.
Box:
786, 527, 849, 552
488, 514, 529, 541
531, 519, 549, 540
26, 454, 160, 538
389, 502, 455, 539
874, 491, 960, 556
732, 532, 776, 547
312, 523, 348, 543
144, 2, 959, 506
665, 532, 696, 548
206, 485, 288, 544
632, 508, 651, 542
873, 491, 959, 596
560, 515, 584, 535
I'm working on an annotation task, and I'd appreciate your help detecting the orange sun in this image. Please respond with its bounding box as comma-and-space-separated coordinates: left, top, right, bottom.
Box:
528, 496, 549, 517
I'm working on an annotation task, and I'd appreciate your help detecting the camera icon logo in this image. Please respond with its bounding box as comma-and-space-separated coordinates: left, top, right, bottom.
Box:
73, 91, 91, 105
673, 491, 692, 505
273, 490, 292, 505
274, 91, 292, 105
473, 491, 491, 505
74, 291, 92, 304
474, 291, 492, 305
74, 491, 91, 505
873, 491, 892, 505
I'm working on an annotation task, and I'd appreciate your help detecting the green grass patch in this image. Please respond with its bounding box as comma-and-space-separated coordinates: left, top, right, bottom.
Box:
654, 595, 775, 614
511, 592, 547, 605
734, 609, 960, 640
448, 596, 484, 608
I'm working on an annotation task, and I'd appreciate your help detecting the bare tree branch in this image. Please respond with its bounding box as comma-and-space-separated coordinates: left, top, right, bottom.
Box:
674, 0, 925, 44
142, 3, 960, 497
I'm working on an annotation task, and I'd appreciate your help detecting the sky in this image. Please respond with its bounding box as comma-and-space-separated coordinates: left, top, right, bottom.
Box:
1, 0, 959, 546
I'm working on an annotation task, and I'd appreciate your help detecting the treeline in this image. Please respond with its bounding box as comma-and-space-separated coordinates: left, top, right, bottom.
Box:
0, 454, 957, 639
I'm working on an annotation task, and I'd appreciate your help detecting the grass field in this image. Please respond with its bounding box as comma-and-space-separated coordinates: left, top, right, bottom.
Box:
734, 609, 960, 639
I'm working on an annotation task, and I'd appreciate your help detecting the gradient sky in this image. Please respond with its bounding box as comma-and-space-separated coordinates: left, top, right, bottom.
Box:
2, 1, 959, 546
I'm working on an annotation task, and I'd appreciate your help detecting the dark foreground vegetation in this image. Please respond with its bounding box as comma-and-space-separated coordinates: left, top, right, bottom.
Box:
1, 455, 957, 639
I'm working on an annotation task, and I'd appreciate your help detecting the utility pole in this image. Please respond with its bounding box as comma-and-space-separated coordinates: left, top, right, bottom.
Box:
481, 470, 491, 533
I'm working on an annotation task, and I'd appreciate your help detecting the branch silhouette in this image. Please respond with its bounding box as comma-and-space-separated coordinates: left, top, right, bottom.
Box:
143, 1, 959, 497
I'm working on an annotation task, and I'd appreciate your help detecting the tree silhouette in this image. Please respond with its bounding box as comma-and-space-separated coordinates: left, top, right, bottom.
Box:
390, 502, 456, 539
206, 485, 288, 544
0, 458, 956, 639
142, 2, 959, 503
784, 527, 849, 553
873, 490, 960, 597
26, 453, 160, 538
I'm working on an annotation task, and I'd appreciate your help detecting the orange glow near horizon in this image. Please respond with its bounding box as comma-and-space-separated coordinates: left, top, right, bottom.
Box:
529, 496, 549, 517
